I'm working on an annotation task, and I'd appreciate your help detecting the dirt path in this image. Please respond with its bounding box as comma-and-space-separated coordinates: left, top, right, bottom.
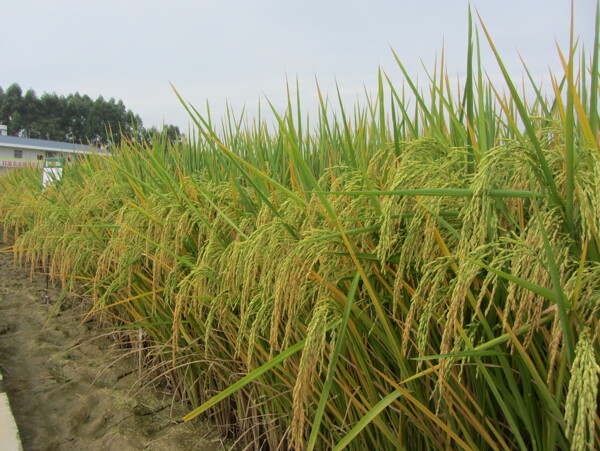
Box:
0, 251, 226, 451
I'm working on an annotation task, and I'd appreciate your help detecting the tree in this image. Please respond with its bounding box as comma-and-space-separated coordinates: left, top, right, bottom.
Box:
0, 83, 177, 148
142, 124, 183, 146
0, 83, 23, 135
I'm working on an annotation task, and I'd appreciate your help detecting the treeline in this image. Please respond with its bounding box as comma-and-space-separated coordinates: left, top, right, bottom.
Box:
0, 83, 181, 147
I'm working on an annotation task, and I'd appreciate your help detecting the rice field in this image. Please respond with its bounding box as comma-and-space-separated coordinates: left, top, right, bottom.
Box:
1, 9, 599, 451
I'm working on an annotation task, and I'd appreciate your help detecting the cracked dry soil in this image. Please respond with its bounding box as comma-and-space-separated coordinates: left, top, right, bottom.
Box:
0, 252, 228, 451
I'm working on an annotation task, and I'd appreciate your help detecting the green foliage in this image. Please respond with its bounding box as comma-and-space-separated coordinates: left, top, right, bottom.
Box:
0, 84, 180, 146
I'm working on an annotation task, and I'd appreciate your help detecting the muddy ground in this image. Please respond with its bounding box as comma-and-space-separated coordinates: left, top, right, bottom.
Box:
0, 251, 229, 451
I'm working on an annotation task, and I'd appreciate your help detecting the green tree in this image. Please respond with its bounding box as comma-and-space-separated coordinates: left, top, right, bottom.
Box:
0, 83, 23, 134
0, 84, 171, 147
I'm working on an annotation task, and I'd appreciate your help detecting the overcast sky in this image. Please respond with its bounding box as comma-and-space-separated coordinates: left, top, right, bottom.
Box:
1, 1, 597, 131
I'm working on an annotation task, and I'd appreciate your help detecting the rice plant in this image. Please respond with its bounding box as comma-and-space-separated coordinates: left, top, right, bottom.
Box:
1, 5, 598, 450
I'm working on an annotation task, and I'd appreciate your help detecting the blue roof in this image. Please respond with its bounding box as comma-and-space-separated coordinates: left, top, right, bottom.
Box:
0, 134, 105, 154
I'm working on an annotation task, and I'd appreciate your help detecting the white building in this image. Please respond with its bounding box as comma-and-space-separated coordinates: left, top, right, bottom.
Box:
0, 124, 103, 175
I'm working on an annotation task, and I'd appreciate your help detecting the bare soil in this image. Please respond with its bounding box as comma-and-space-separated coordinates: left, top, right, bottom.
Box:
0, 251, 227, 451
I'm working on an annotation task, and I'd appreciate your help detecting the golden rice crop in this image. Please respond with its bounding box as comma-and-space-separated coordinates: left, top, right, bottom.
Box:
1, 7, 599, 450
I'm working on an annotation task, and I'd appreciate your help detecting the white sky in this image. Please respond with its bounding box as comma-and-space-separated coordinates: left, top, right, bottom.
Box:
1, 1, 597, 131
